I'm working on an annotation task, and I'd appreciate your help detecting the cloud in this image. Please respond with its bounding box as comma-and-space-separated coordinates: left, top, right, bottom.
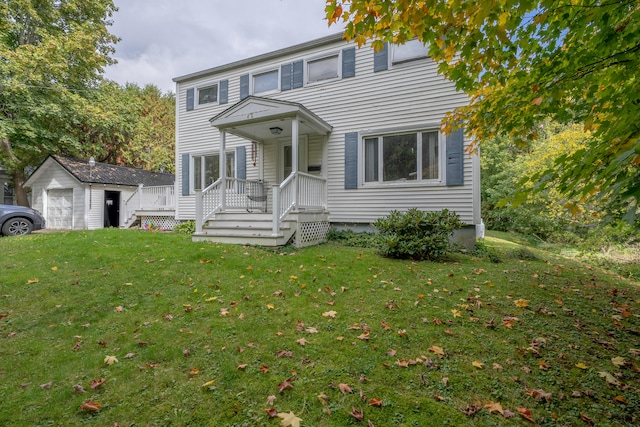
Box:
104, 0, 342, 93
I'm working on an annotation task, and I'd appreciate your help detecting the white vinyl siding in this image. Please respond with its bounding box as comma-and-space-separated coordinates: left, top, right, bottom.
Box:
175, 35, 476, 224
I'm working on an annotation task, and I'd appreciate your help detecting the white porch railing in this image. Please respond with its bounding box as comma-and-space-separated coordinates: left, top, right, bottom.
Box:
123, 184, 175, 227
195, 173, 327, 236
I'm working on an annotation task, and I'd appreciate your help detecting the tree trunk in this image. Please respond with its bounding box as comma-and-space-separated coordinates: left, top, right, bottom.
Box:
12, 169, 29, 207
0, 137, 30, 206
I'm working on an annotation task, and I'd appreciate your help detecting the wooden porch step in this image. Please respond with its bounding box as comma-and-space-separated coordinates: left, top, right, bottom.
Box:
192, 213, 295, 246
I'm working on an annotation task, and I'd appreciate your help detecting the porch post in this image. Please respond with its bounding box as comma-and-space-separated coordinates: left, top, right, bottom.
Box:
220, 130, 227, 211
291, 117, 299, 208
272, 184, 280, 235
137, 183, 143, 210
195, 190, 203, 233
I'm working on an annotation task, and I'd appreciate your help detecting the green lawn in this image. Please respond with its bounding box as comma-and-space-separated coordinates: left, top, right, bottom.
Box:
1, 229, 638, 426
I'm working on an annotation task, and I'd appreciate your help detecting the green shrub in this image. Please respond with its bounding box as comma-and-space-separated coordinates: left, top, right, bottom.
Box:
373, 208, 463, 260
173, 220, 195, 235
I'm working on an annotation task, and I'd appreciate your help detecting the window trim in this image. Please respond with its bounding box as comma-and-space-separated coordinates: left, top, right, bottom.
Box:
195, 83, 219, 108
190, 151, 236, 193
305, 52, 342, 85
359, 127, 444, 188
251, 67, 280, 95
391, 38, 430, 65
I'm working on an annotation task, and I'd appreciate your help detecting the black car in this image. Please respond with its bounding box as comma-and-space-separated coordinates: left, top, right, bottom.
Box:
0, 204, 46, 236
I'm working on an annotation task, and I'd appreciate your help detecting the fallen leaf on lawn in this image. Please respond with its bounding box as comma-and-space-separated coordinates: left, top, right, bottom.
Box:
451, 309, 462, 318
114, 305, 123, 312
369, 397, 383, 407
357, 332, 370, 340
317, 392, 330, 405
51, 266, 58, 271
580, 413, 594, 426
514, 299, 529, 308
322, 310, 337, 318
339, 383, 353, 394
598, 371, 621, 386
428, 345, 445, 356
296, 338, 309, 346
347, 407, 364, 421
237, 364, 248, 370
503, 409, 515, 418
459, 404, 481, 416
260, 365, 270, 373
188, 368, 199, 376
124, 352, 136, 359
80, 400, 101, 412
611, 356, 626, 367
434, 394, 445, 401
40, 381, 53, 389
27, 278, 39, 284
276, 350, 293, 358
104, 355, 118, 366
380, 321, 392, 330
518, 407, 535, 423
472, 360, 484, 369
90, 378, 106, 389
526, 388, 552, 402
493, 363, 503, 371
305, 327, 318, 334
266, 395, 277, 405
201, 379, 215, 388
277, 411, 302, 427
485, 401, 504, 415
397, 329, 408, 337
278, 378, 294, 393
73, 384, 86, 394
575, 363, 588, 369
265, 407, 278, 418
614, 395, 627, 404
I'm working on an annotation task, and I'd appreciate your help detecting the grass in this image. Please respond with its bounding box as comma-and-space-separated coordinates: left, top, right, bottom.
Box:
1, 228, 639, 426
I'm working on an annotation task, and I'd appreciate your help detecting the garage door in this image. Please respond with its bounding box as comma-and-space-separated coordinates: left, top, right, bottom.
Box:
48, 189, 73, 229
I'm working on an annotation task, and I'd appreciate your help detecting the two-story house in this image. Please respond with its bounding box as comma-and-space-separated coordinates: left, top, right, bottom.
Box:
173, 33, 480, 247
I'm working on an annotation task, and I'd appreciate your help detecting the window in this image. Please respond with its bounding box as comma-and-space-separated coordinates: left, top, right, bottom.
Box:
197, 85, 218, 105
392, 38, 429, 64
193, 152, 235, 191
308, 54, 339, 83
253, 69, 279, 94
364, 130, 440, 184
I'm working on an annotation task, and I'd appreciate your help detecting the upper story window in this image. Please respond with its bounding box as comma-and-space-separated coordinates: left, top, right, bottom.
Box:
253, 69, 279, 94
364, 130, 440, 184
307, 54, 339, 83
392, 38, 429, 64
198, 84, 218, 105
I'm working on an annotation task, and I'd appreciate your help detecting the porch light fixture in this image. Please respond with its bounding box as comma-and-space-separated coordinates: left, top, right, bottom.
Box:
269, 126, 283, 135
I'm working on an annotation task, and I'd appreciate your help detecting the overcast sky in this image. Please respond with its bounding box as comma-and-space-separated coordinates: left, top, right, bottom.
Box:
104, 0, 343, 94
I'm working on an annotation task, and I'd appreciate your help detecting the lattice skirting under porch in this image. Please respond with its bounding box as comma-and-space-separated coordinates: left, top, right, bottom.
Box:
139, 215, 182, 231
295, 220, 330, 247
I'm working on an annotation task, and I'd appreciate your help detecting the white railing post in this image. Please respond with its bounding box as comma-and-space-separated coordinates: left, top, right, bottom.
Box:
138, 183, 144, 210
165, 186, 171, 208
272, 184, 280, 235
195, 189, 203, 234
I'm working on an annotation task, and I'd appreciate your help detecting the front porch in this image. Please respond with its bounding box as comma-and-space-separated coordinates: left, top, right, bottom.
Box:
192, 97, 333, 247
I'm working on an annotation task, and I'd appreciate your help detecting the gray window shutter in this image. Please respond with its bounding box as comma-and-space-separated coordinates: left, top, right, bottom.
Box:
344, 132, 358, 190
342, 47, 356, 78
236, 146, 246, 180
181, 153, 190, 196
292, 60, 304, 88
281, 63, 292, 91
186, 88, 194, 111
219, 80, 229, 104
373, 43, 388, 72
446, 129, 464, 186
240, 74, 249, 100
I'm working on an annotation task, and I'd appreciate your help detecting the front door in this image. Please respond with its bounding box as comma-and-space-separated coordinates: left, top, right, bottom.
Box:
104, 190, 120, 228
277, 136, 308, 183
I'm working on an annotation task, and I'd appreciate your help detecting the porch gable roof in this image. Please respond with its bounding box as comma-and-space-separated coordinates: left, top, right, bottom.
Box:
209, 96, 332, 141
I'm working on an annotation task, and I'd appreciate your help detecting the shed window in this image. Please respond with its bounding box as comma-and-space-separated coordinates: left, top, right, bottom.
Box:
308, 55, 339, 83
193, 152, 235, 191
364, 130, 440, 184
198, 85, 218, 105
392, 38, 429, 64
253, 70, 279, 94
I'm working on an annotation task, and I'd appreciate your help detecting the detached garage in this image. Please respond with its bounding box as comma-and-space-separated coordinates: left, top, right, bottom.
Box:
25, 155, 174, 230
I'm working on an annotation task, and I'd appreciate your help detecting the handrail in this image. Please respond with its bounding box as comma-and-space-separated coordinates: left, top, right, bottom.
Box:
272, 172, 327, 235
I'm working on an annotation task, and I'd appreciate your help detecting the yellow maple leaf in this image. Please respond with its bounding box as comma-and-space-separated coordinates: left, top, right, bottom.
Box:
451, 309, 462, 318
575, 363, 588, 370
611, 356, 626, 367
266, 304, 275, 310
485, 401, 504, 415
104, 355, 118, 366
322, 310, 337, 318
277, 411, 303, 427
51, 266, 58, 271
514, 299, 530, 308
472, 360, 484, 369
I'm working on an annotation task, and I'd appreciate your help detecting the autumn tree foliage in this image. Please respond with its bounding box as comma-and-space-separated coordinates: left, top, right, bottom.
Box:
325, 0, 640, 220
